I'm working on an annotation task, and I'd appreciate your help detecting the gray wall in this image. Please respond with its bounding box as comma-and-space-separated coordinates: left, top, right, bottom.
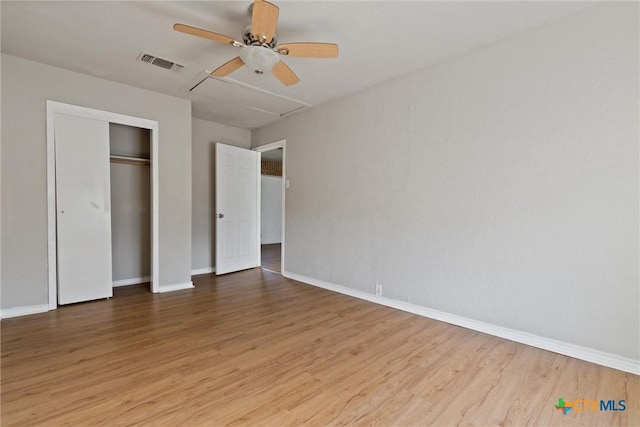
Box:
1, 54, 192, 308
261, 175, 282, 245
110, 122, 150, 158
110, 123, 151, 282
253, 3, 639, 360
191, 117, 251, 271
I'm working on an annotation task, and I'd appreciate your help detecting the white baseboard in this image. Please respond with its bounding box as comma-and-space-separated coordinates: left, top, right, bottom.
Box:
191, 267, 215, 276
1, 280, 194, 317
283, 271, 640, 375
1, 304, 50, 319
112, 276, 151, 287
158, 281, 194, 293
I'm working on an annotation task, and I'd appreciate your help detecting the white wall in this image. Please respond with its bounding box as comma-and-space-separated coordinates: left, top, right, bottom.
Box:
261, 175, 282, 244
110, 123, 151, 283
1, 54, 192, 309
253, 3, 639, 361
191, 117, 251, 272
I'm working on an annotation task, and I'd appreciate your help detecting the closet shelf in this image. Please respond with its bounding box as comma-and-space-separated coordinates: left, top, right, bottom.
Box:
110, 155, 150, 166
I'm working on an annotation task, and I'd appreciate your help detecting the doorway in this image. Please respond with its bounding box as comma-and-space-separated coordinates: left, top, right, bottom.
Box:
253, 140, 286, 274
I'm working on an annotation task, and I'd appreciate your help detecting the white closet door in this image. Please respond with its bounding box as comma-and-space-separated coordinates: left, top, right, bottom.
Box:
55, 113, 113, 304
215, 143, 260, 275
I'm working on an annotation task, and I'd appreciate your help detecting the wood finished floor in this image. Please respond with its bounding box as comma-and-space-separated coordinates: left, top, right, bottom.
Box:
1, 269, 638, 426
261, 243, 281, 273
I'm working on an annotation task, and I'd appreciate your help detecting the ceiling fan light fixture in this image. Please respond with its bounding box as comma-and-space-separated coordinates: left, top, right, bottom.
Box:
240, 46, 279, 75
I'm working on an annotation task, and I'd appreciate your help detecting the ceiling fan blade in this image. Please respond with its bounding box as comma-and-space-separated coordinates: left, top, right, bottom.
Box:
272, 60, 300, 86
252, 0, 279, 43
210, 57, 245, 77
173, 23, 238, 45
276, 43, 339, 58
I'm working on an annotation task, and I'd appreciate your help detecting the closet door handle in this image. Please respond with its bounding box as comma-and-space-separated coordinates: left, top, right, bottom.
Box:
217, 213, 224, 219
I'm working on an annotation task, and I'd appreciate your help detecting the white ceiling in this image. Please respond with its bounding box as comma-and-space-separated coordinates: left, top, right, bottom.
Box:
1, 1, 593, 129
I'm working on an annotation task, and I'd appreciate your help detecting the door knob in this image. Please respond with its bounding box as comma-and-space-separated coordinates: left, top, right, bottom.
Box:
217, 213, 224, 218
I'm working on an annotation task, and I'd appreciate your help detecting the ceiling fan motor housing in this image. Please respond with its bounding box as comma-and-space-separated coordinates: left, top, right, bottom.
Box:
242, 24, 277, 48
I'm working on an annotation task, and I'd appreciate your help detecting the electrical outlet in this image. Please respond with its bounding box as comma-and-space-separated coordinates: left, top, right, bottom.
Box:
375, 284, 383, 296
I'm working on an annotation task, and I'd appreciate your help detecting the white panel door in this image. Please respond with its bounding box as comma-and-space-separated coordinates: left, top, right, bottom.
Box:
216, 143, 260, 275
55, 113, 113, 304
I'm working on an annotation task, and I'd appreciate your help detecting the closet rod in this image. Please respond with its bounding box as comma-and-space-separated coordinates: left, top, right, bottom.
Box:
110, 155, 150, 166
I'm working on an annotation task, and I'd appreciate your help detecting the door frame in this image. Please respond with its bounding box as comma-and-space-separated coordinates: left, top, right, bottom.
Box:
46, 100, 160, 309
253, 139, 286, 274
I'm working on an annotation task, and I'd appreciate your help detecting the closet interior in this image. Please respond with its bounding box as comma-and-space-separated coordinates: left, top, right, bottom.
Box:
109, 123, 151, 289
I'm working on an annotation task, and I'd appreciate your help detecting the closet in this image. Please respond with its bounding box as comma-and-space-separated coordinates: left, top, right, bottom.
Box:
109, 123, 151, 289
52, 105, 154, 305
48, 101, 159, 307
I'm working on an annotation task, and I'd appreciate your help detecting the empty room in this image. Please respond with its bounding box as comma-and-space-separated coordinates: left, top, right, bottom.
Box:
1, 1, 638, 426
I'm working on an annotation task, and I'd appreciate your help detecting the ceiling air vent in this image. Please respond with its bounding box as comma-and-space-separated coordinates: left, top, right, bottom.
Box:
137, 52, 183, 71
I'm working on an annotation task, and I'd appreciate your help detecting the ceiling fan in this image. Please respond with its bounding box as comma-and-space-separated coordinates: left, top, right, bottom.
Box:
173, 0, 339, 86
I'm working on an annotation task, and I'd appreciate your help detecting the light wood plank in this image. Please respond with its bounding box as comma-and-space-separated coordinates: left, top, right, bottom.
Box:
210, 56, 244, 78
1, 270, 638, 426
276, 42, 339, 58
261, 243, 281, 272
272, 60, 300, 86
252, 0, 279, 43
173, 23, 237, 45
